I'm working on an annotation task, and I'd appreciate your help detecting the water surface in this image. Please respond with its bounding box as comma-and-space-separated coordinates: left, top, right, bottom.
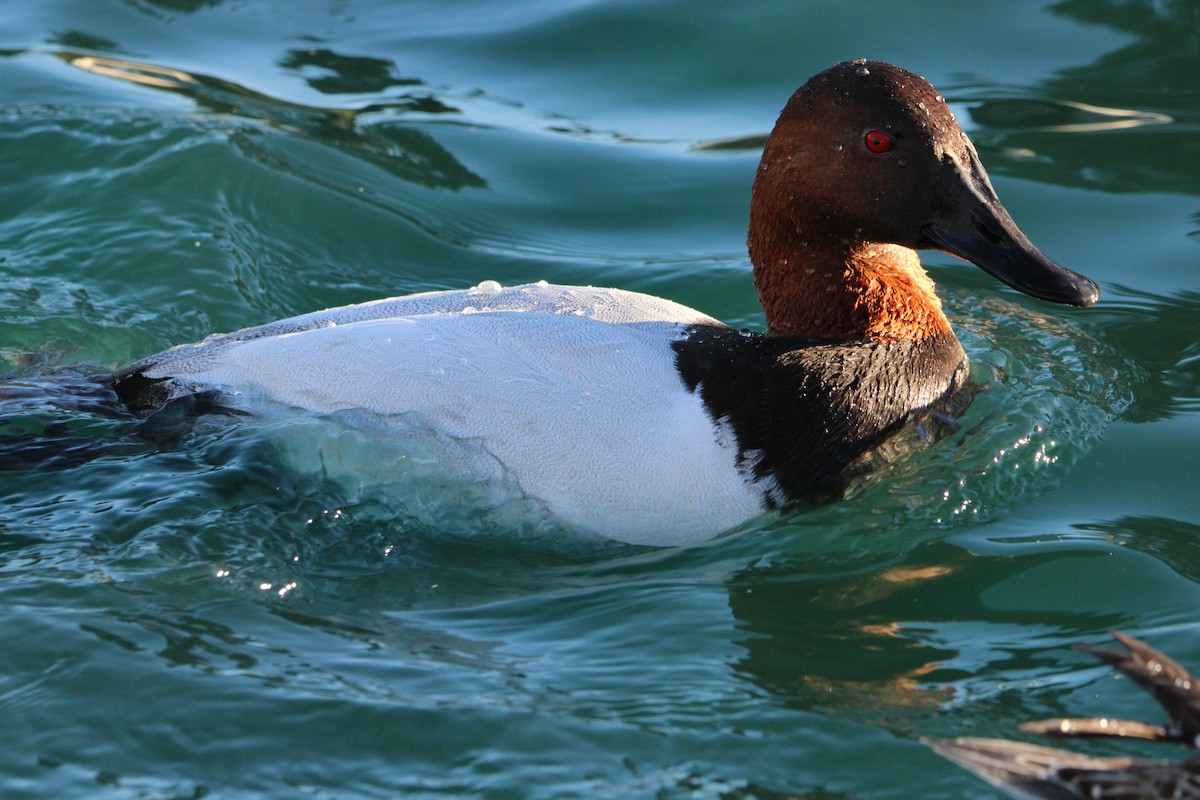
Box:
2, 2, 1199, 798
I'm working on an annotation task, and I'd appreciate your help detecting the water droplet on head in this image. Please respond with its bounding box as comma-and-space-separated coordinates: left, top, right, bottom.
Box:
918, 101, 927, 112
856, 66, 870, 77
897, 158, 908, 167
834, 144, 844, 152
852, 57, 867, 65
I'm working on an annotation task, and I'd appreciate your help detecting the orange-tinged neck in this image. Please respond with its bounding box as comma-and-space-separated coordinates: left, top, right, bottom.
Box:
749, 233, 954, 342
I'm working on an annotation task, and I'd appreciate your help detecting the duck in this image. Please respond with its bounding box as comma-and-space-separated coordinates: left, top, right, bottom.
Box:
108, 60, 1099, 546
926, 632, 1200, 800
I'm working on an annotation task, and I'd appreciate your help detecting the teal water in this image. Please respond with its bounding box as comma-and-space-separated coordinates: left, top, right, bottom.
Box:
1, 1, 1198, 798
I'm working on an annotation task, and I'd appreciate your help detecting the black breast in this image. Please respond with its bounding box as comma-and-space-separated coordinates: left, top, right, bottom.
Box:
672, 325, 968, 506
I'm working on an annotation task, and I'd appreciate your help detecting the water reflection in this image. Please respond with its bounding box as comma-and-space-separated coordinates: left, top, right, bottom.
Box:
969, 0, 1200, 195
72, 578, 525, 700
723, 539, 1127, 732
1050, 0, 1200, 65
1076, 516, 1200, 583
57, 51, 485, 192
48, 30, 124, 55
969, 98, 1170, 134
278, 48, 423, 95
1093, 289, 1200, 422
125, 0, 226, 14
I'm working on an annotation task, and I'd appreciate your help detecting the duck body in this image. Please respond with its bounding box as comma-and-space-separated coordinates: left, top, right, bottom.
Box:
109, 60, 1100, 545
113, 281, 967, 545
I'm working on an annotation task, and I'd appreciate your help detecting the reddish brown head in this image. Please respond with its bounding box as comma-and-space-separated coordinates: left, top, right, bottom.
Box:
748, 60, 1098, 341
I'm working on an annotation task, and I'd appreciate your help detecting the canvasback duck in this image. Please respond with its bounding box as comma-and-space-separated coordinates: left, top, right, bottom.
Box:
927, 632, 1200, 799
110, 60, 1098, 546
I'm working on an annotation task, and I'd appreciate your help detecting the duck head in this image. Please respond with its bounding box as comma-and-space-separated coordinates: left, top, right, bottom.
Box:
749, 59, 1098, 340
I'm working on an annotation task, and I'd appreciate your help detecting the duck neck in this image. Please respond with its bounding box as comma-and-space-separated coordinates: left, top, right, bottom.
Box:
749, 228, 954, 342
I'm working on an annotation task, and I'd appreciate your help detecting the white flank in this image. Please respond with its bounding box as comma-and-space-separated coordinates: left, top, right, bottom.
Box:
139, 283, 765, 545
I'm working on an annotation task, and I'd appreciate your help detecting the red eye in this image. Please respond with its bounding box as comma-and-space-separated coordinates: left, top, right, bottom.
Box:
864, 129, 892, 153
